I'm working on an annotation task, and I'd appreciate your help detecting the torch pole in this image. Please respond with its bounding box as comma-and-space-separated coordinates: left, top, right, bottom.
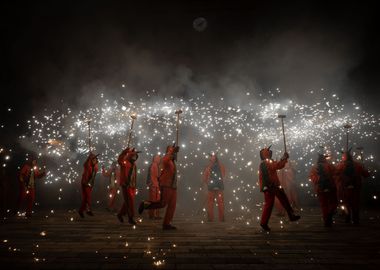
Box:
344, 123, 352, 152
278, 114, 287, 153
127, 114, 137, 148
87, 120, 92, 152
175, 110, 183, 146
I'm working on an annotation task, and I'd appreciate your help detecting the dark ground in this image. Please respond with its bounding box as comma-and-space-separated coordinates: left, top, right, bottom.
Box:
1, 207, 380, 269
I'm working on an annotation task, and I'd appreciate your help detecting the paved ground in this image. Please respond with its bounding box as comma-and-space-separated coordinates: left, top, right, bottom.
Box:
1, 207, 380, 269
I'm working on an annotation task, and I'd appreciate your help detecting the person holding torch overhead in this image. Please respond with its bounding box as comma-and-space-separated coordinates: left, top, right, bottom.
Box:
117, 147, 140, 225
116, 113, 139, 225
138, 109, 182, 230
259, 114, 300, 231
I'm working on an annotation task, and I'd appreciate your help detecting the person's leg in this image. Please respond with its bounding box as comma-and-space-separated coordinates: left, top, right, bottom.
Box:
17, 186, 26, 213
352, 189, 361, 224
149, 187, 156, 218
318, 192, 330, 226
163, 189, 177, 227
117, 186, 128, 221
216, 191, 225, 222
126, 188, 136, 220
109, 188, 117, 209
261, 190, 275, 226
26, 189, 35, 216
86, 187, 92, 212
79, 186, 87, 215
207, 191, 215, 221
343, 188, 353, 223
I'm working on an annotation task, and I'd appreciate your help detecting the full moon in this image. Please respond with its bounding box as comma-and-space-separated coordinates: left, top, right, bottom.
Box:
193, 17, 208, 32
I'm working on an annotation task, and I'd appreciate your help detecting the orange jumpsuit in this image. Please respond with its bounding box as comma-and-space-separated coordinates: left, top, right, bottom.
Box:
144, 151, 178, 226
102, 165, 120, 210
148, 156, 161, 219
336, 160, 369, 224
79, 154, 98, 214
18, 162, 45, 216
118, 149, 138, 221
203, 161, 226, 221
259, 157, 296, 226
310, 161, 337, 226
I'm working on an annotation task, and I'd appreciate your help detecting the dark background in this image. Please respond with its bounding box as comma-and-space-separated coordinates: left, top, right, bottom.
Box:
0, 0, 379, 212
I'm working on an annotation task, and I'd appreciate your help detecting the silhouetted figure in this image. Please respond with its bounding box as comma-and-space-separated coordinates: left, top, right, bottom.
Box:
139, 144, 180, 230
258, 146, 300, 231
102, 161, 120, 212
310, 154, 338, 227
336, 149, 369, 224
79, 152, 99, 218
203, 153, 226, 222
146, 155, 161, 219
17, 158, 46, 217
117, 148, 139, 225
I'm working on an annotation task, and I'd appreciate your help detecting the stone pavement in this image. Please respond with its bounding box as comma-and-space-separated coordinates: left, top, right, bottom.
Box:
1, 208, 380, 269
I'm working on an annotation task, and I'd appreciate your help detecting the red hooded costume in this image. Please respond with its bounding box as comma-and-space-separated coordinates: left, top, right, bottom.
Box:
203, 154, 226, 222
139, 145, 179, 230
309, 155, 338, 226
18, 160, 46, 216
258, 146, 300, 231
79, 152, 99, 217
102, 162, 120, 210
117, 148, 139, 224
335, 151, 369, 224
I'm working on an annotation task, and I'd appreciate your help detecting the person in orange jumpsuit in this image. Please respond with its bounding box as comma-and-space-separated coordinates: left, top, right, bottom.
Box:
102, 161, 120, 212
79, 152, 99, 218
259, 146, 300, 231
275, 161, 299, 215
336, 150, 370, 224
309, 154, 338, 227
138, 144, 180, 230
18, 158, 46, 217
147, 155, 161, 219
202, 153, 226, 222
117, 147, 139, 225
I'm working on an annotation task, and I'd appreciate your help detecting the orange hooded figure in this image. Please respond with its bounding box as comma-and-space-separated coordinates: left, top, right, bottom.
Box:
79, 152, 99, 218
117, 147, 139, 225
336, 150, 369, 224
309, 154, 338, 227
203, 153, 226, 222
147, 155, 161, 219
102, 161, 120, 211
139, 144, 180, 230
18, 158, 46, 217
258, 146, 300, 231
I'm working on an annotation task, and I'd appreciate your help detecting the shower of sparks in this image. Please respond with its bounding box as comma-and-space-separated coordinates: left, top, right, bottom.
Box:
0, 88, 377, 216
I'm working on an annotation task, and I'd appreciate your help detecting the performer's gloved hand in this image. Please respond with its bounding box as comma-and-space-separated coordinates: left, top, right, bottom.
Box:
263, 186, 268, 192
282, 152, 289, 160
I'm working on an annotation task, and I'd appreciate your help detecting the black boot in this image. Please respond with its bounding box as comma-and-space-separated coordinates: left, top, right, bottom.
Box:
117, 213, 124, 223
163, 224, 177, 230
128, 218, 137, 225
260, 224, 271, 231
289, 214, 301, 222
139, 201, 152, 215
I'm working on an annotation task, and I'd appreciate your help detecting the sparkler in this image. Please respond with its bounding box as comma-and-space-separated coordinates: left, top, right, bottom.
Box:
13, 88, 379, 215
356, 146, 364, 162
127, 113, 137, 148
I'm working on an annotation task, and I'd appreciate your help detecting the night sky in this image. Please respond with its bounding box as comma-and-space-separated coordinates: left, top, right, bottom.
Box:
1, 1, 379, 209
